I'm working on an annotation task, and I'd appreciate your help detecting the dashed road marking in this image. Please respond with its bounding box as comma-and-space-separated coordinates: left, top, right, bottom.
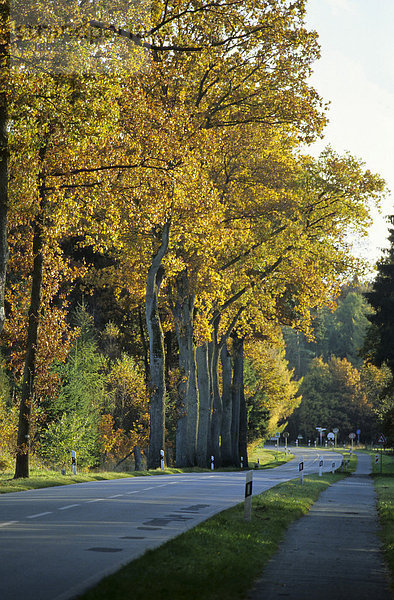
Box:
58, 504, 80, 511
27, 512, 52, 519
108, 494, 123, 499
0, 521, 18, 528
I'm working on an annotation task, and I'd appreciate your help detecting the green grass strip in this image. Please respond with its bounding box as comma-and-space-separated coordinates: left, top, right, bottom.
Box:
0, 455, 290, 494
371, 452, 394, 584
78, 471, 347, 600
0, 468, 212, 494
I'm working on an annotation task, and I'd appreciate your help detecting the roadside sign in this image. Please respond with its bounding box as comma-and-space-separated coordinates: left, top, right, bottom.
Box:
356, 429, 361, 435
333, 428, 339, 434
299, 461, 304, 472
274, 432, 280, 438
375, 454, 379, 464
377, 433, 387, 444
283, 432, 289, 438
349, 433, 356, 439
327, 432, 335, 440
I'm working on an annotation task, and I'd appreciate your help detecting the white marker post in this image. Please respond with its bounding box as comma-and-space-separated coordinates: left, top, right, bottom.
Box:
240, 456, 244, 469
319, 456, 323, 477
211, 455, 214, 470
299, 458, 304, 484
244, 471, 253, 521
160, 449, 165, 471
331, 461, 335, 474
71, 450, 77, 475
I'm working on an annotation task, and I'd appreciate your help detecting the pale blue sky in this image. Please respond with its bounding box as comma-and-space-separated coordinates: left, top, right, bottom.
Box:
305, 0, 394, 264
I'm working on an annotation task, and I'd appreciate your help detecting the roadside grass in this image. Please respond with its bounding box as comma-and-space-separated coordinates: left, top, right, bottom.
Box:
0, 467, 210, 494
248, 440, 293, 468
0, 451, 287, 494
78, 471, 346, 600
371, 452, 394, 583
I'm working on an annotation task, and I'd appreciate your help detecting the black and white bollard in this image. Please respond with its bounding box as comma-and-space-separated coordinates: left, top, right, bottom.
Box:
244, 471, 253, 521
210, 455, 214, 470
299, 458, 304, 484
160, 449, 165, 471
331, 461, 336, 474
319, 456, 323, 477
71, 450, 77, 475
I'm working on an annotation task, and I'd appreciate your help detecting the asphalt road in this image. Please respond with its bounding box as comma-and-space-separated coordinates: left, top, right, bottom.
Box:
0, 449, 343, 600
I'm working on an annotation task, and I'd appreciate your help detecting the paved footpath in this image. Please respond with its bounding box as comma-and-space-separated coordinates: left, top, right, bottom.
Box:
248, 453, 393, 600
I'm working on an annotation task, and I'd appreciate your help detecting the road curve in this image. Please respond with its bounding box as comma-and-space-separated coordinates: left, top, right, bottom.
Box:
0, 449, 342, 600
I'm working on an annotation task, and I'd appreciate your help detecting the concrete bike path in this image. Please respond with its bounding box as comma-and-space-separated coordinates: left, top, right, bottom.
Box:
248, 453, 393, 600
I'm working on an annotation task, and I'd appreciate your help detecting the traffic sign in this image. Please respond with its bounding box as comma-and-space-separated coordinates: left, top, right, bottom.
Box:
356, 429, 361, 435
299, 461, 304, 472
283, 432, 289, 438
327, 432, 335, 440
377, 433, 387, 445
349, 433, 356, 439
333, 427, 339, 434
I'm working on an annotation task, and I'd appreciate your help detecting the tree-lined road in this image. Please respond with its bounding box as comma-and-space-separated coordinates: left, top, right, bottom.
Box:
0, 450, 342, 600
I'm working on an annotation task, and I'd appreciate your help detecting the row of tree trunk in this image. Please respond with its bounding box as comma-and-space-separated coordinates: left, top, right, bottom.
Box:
146, 253, 248, 470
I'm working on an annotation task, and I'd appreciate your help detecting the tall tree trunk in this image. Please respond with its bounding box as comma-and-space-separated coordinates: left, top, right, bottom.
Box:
14, 203, 45, 478
173, 272, 199, 467
238, 338, 248, 468
196, 341, 211, 467
209, 335, 223, 465
231, 334, 243, 466
146, 222, 170, 469
209, 308, 244, 466
220, 341, 233, 466
0, 0, 9, 335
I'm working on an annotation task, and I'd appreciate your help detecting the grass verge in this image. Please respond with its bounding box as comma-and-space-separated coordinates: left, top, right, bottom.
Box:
371, 451, 394, 585
247, 441, 293, 468
0, 467, 210, 494
78, 471, 347, 600
0, 451, 287, 494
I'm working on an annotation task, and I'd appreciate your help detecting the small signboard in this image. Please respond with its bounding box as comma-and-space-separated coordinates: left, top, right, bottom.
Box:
299, 461, 304, 472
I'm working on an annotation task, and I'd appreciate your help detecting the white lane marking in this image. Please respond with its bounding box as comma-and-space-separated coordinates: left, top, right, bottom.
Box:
87, 498, 103, 503
142, 487, 155, 491
126, 491, 139, 495
108, 494, 123, 499
153, 484, 168, 489
0, 521, 18, 528
58, 504, 80, 511
27, 512, 52, 519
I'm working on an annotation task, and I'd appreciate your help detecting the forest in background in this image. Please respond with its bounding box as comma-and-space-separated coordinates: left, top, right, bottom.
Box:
0, 1, 392, 476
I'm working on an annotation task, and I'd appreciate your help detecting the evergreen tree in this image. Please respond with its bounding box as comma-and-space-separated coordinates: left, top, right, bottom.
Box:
364, 216, 394, 373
